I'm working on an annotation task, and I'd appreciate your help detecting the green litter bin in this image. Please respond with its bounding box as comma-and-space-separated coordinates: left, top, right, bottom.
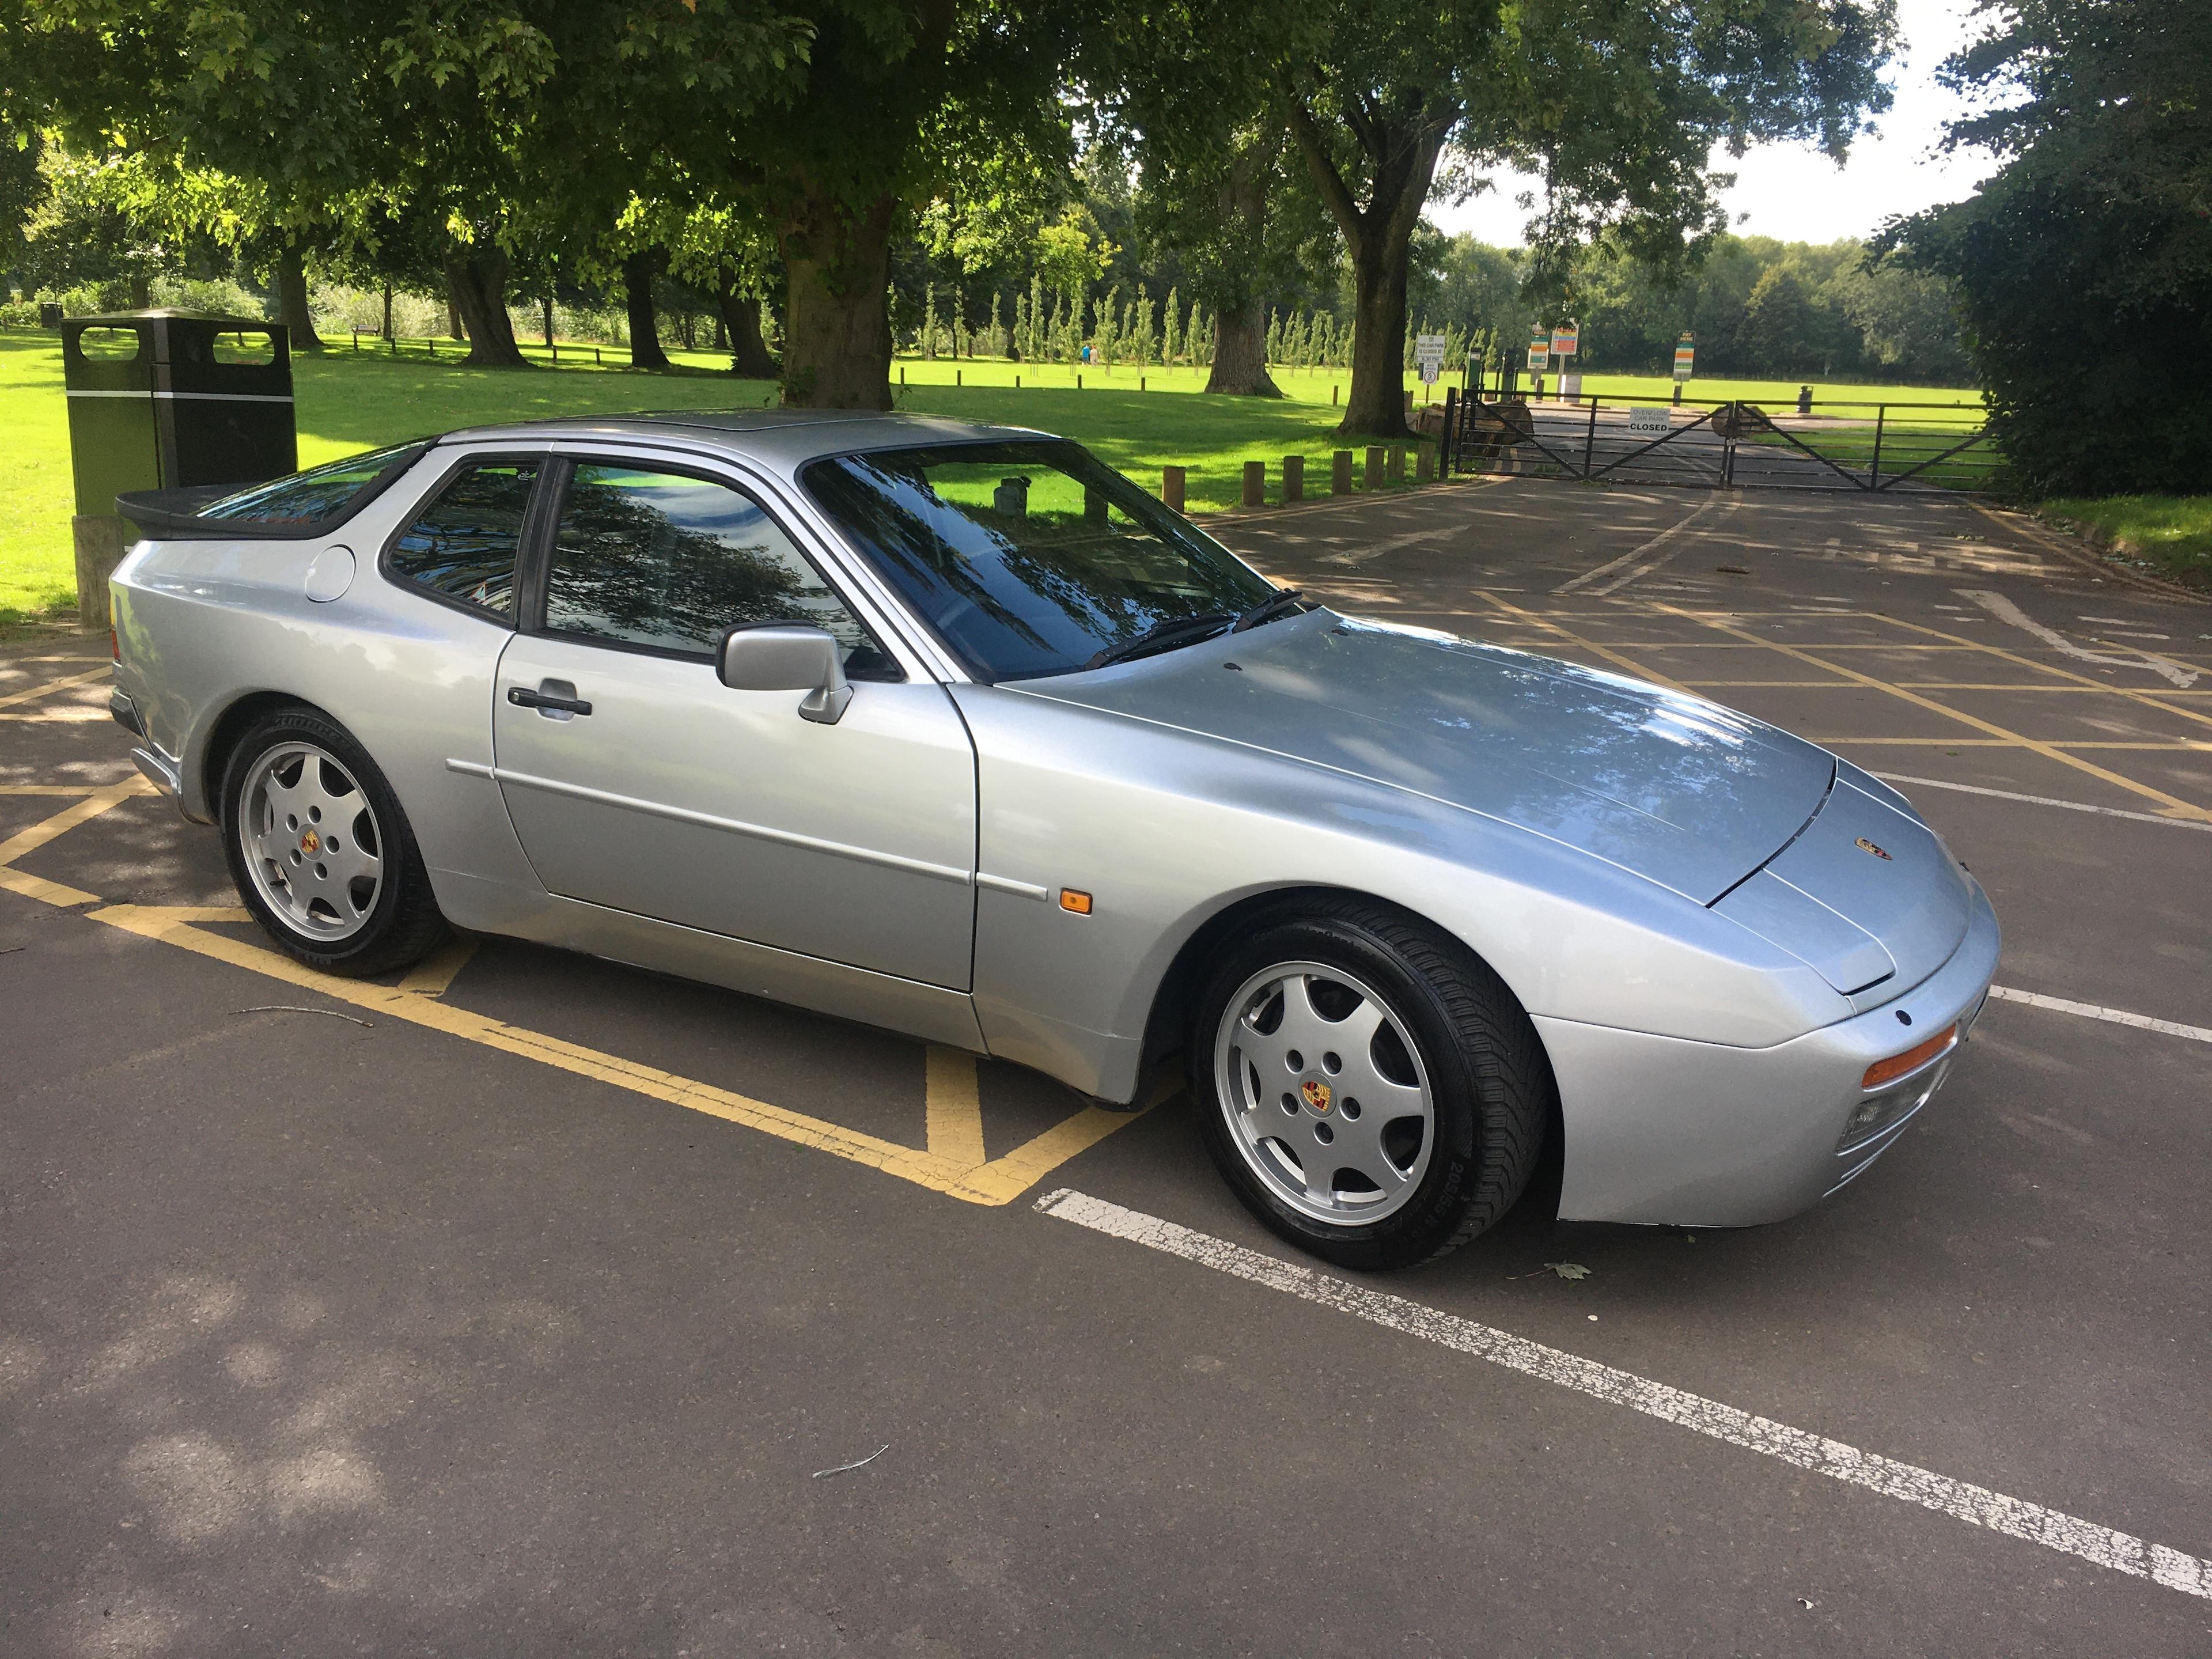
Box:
62, 310, 297, 626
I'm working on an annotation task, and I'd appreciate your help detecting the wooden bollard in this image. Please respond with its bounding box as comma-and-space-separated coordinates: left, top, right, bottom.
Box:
1387, 446, 1406, 484
1140, 376, 1147, 392
1415, 446, 1434, 482
1365, 446, 1385, 488
1077, 373, 1084, 389
956, 369, 962, 387
1332, 384, 1339, 405
1282, 455, 1304, 502
1241, 461, 1264, 507
1162, 465, 1187, 513
1332, 450, 1353, 494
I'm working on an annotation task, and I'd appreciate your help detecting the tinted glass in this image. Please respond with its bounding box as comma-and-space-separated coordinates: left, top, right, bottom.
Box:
203, 442, 426, 525
543, 465, 896, 678
386, 459, 536, 616
801, 441, 1273, 681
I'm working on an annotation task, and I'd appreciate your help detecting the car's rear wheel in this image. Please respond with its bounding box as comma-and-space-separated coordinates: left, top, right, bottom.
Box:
1189, 897, 1549, 1269
220, 707, 448, 976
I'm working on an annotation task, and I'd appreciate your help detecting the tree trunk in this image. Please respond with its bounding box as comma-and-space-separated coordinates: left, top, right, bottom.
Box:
718, 285, 781, 379
442, 245, 529, 368
127, 274, 151, 309
776, 187, 896, 409
542, 293, 555, 348
381, 281, 393, 341
1285, 94, 1454, 438
1200, 137, 1283, 397
624, 251, 670, 370
1206, 296, 1282, 397
1342, 237, 1413, 435
275, 244, 324, 351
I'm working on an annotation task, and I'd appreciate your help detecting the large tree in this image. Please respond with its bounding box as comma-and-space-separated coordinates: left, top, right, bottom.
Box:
652, 0, 1075, 408
1097, 2, 1332, 398
1880, 0, 2212, 494
1268, 0, 1899, 435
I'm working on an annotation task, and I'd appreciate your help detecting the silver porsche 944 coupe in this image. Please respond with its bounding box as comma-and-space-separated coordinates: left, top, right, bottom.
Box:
108, 412, 1998, 1267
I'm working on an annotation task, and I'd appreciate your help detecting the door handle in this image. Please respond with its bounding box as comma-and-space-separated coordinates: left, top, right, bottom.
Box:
508, 685, 593, 716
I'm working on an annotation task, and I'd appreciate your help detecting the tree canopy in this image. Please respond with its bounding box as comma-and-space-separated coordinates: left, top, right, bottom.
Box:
1880, 0, 2212, 494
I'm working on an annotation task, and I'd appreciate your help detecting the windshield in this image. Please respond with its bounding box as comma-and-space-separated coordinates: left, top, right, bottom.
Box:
199, 442, 427, 524
801, 440, 1275, 680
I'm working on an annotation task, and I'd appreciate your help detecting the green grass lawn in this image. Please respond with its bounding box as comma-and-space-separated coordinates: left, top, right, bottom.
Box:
0, 326, 1987, 624
2041, 495, 2212, 590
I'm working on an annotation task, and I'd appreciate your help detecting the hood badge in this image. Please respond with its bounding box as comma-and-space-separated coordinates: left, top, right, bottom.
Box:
1855, 836, 1892, 861
1301, 1079, 1333, 1113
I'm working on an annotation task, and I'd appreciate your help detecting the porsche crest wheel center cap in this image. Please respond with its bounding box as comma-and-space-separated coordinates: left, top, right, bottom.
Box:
300, 828, 321, 854
1301, 1078, 1332, 1113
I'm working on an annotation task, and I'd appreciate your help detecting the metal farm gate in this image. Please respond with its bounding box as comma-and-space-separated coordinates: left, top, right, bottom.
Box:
1437, 389, 1997, 494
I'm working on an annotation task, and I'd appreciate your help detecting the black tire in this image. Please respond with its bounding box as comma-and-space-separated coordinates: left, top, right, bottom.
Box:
219, 705, 450, 976
1187, 896, 1550, 1270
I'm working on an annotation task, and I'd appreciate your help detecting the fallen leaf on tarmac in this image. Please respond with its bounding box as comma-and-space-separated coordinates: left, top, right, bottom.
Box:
1544, 1262, 1590, 1281
1797, 1599, 1817, 1610
1715, 564, 1751, 575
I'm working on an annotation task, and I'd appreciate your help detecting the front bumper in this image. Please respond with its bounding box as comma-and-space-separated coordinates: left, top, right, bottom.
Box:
1540, 879, 2001, 1227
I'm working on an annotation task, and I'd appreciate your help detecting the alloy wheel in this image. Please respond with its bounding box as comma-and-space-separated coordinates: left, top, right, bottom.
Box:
1213, 960, 1436, 1225
238, 741, 384, 942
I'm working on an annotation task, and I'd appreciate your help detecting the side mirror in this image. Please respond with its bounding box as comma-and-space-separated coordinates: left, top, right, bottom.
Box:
717, 623, 853, 725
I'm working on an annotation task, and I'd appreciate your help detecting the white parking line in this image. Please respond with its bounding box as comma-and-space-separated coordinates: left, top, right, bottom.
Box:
1035, 1189, 2212, 1602
1874, 772, 2212, 832
1555, 498, 1724, 594
1987, 986, 2212, 1045
1959, 589, 2199, 688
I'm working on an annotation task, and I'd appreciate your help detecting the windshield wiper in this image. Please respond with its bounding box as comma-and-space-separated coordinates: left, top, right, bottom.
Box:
1233, 586, 1305, 633
1084, 612, 1234, 671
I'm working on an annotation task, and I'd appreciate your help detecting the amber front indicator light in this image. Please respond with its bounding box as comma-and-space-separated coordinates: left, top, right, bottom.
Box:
1861, 1023, 1958, 1091
1058, 888, 1093, 915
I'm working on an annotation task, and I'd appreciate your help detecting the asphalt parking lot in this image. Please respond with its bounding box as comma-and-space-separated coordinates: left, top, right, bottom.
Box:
4, 477, 2210, 1657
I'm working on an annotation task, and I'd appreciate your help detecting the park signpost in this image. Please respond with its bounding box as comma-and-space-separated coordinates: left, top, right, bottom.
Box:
1415, 333, 1446, 386
1674, 334, 1696, 380
1550, 323, 1580, 403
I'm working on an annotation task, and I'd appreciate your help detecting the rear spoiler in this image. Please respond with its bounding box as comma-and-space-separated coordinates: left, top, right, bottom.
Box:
115, 486, 267, 539
115, 441, 433, 540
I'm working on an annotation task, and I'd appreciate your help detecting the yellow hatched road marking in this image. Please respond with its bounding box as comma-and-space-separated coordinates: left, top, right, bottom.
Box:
397, 936, 479, 998
1643, 601, 2212, 822
1869, 612, 2212, 733
925, 1043, 989, 1169
0, 778, 151, 868
1479, 593, 1690, 692
79, 904, 1147, 1207
0, 768, 1147, 1205
0, 667, 111, 710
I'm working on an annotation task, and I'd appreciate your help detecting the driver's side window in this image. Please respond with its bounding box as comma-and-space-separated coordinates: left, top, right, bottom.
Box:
541, 463, 900, 680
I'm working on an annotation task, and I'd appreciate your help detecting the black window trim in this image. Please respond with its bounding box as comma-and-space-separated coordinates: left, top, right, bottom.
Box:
376, 447, 556, 628
518, 451, 907, 681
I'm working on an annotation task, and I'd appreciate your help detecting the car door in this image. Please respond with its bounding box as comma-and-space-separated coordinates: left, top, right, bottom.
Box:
490, 452, 978, 990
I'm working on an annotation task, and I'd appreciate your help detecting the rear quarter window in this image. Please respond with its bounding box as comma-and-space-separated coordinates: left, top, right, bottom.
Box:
384, 458, 541, 619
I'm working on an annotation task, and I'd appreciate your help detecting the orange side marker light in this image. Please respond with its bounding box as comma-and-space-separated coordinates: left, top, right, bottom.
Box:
1860, 1023, 1957, 1091
1059, 888, 1093, 915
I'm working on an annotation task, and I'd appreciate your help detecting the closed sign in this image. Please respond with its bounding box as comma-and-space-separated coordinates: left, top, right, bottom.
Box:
1627, 406, 1669, 437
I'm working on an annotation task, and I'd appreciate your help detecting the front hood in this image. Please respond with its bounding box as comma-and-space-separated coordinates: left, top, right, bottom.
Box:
1012, 612, 1835, 903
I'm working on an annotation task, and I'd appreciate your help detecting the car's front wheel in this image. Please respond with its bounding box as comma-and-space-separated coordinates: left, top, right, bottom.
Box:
1189, 898, 1550, 1269
219, 706, 449, 976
